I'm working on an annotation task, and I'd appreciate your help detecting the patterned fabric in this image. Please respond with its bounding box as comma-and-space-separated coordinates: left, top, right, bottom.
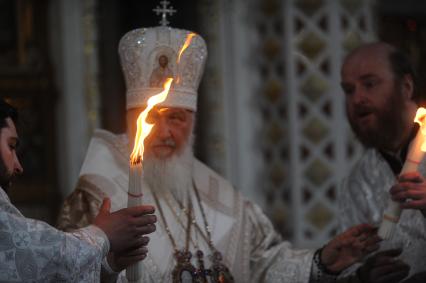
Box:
0, 187, 109, 282
58, 129, 317, 283
339, 149, 426, 277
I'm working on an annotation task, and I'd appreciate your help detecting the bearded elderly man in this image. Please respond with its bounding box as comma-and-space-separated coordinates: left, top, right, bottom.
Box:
58, 26, 379, 283
339, 42, 426, 283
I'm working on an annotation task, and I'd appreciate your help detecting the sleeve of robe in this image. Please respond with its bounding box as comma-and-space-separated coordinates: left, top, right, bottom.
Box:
245, 195, 368, 283
244, 201, 315, 283
57, 187, 102, 231
338, 159, 374, 232
57, 184, 125, 283
0, 195, 109, 282
336, 154, 379, 283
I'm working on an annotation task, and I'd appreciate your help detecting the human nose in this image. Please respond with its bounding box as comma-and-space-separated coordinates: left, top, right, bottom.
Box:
351, 88, 368, 106
14, 154, 23, 175
156, 118, 172, 140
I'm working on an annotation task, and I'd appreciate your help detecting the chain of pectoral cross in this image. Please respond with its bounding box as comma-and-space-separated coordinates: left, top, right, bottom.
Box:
152, 186, 233, 283
153, 192, 211, 282
161, 191, 212, 247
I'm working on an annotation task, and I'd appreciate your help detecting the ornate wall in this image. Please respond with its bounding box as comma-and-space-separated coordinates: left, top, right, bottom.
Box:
256, 0, 375, 247
197, 0, 376, 247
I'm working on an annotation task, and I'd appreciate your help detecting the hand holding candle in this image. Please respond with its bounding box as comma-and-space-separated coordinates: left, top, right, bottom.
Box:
378, 107, 426, 239
390, 172, 426, 215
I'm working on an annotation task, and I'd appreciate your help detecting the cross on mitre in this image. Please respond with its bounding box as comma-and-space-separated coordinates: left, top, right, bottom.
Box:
153, 0, 177, 26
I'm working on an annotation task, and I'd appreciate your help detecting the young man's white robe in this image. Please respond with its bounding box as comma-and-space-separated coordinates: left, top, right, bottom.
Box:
0, 186, 109, 282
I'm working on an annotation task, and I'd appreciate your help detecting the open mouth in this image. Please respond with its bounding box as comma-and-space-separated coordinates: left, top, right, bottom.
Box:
355, 107, 374, 120
358, 111, 372, 119
152, 145, 175, 158
152, 144, 176, 154
154, 144, 174, 149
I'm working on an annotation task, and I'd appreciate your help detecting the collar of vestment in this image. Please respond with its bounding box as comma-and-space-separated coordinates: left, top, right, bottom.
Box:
0, 186, 10, 203
379, 124, 419, 175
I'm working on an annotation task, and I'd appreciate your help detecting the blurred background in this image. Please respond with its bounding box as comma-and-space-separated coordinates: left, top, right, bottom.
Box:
1, 0, 426, 248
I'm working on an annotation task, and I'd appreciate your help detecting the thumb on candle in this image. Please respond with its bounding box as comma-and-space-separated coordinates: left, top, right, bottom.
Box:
99, 197, 111, 214
398, 171, 423, 183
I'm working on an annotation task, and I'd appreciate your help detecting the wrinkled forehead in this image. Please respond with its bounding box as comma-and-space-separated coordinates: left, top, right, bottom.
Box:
0, 118, 19, 146
341, 44, 392, 78
155, 106, 192, 114
3, 118, 17, 134
341, 49, 393, 80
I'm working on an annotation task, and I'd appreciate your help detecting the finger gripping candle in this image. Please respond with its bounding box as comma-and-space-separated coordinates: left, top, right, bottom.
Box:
378, 107, 426, 239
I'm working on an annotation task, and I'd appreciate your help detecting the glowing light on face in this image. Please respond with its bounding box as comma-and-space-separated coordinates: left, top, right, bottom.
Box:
130, 78, 173, 164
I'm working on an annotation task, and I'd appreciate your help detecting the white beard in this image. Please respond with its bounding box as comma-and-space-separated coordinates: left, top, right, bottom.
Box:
143, 136, 194, 204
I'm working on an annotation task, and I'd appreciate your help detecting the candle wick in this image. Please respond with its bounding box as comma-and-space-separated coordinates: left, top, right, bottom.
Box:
130, 156, 142, 165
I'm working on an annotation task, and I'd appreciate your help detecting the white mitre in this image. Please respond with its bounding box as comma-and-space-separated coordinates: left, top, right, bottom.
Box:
118, 26, 207, 111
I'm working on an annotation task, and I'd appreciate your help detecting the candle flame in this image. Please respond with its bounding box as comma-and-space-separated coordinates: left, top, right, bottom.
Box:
130, 78, 173, 164
177, 32, 196, 64
414, 107, 426, 152
130, 33, 196, 164
176, 33, 196, 84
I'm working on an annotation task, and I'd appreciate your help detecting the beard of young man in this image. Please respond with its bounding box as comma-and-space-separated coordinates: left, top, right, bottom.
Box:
348, 82, 408, 151
0, 156, 14, 194
143, 134, 194, 204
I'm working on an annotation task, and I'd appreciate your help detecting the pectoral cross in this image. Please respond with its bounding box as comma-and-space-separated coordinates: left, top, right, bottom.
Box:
153, 0, 177, 27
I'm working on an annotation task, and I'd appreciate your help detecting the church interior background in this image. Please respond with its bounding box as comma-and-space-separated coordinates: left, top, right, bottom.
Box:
1, 0, 426, 249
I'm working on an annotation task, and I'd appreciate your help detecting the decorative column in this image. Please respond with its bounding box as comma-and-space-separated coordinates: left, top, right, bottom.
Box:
281, 0, 375, 247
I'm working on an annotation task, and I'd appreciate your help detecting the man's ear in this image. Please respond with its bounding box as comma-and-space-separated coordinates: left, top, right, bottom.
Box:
402, 74, 414, 100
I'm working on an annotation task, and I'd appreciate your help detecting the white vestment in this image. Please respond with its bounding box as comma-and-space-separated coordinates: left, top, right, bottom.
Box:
58, 130, 316, 283
338, 149, 426, 277
0, 186, 109, 282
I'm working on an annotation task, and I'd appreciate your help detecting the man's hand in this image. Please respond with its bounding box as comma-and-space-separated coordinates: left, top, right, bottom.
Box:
321, 224, 381, 273
93, 198, 157, 253
107, 236, 150, 272
357, 249, 410, 283
391, 172, 426, 216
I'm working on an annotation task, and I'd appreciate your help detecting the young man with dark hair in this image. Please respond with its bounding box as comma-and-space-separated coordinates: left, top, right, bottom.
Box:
0, 99, 157, 282
0, 99, 21, 193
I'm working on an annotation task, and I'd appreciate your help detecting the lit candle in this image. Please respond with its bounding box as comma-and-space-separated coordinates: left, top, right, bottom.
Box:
126, 78, 174, 282
126, 158, 143, 282
378, 107, 426, 239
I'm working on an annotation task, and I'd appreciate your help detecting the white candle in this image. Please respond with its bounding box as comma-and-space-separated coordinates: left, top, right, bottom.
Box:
124, 78, 173, 282
378, 124, 426, 239
128, 161, 143, 207
126, 160, 143, 282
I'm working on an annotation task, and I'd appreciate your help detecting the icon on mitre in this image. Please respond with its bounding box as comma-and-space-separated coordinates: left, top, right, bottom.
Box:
149, 53, 175, 87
